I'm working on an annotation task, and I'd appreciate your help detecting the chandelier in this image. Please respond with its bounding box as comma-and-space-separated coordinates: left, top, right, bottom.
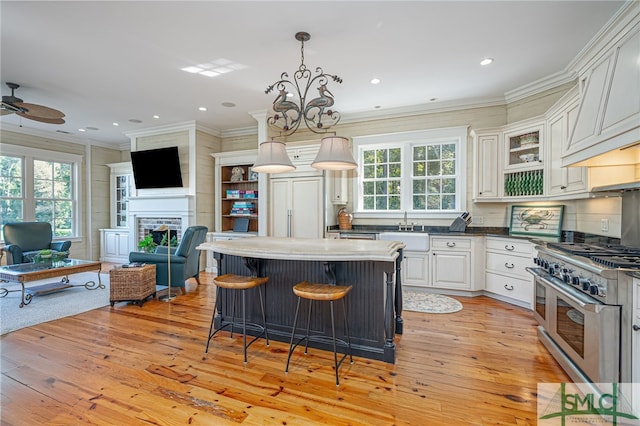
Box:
253, 32, 357, 174
265, 31, 342, 136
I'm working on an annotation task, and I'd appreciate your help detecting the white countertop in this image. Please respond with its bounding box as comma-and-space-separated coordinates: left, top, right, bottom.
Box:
198, 236, 404, 262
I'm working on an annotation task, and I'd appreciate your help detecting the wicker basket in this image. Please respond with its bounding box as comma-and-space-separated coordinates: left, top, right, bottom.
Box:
109, 264, 156, 306
337, 207, 352, 230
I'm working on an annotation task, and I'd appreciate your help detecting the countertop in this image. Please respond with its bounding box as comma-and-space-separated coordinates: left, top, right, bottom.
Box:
198, 236, 404, 262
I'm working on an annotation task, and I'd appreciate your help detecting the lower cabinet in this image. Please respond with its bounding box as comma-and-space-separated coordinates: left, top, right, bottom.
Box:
484, 236, 534, 308
430, 236, 483, 291
403, 251, 429, 287
99, 229, 130, 264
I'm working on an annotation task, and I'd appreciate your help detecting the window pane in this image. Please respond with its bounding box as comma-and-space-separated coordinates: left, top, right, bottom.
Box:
427, 178, 441, 193
427, 145, 440, 160
375, 149, 387, 163
442, 195, 456, 210
35, 200, 54, 223
427, 195, 441, 209
413, 179, 425, 194
375, 181, 387, 195
375, 164, 387, 178
389, 163, 402, 178
389, 196, 400, 210
363, 181, 374, 195
413, 146, 426, 161
413, 162, 425, 177
442, 178, 456, 193
442, 144, 456, 159
363, 196, 374, 209
363, 165, 375, 179
389, 148, 401, 162
389, 182, 401, 195
0, 199, 23, 224
413, 195, 426, 210
442, 160, 456, 175
375, 196, 387, 210
363, 150, 376, 164
426, 161, 440, 176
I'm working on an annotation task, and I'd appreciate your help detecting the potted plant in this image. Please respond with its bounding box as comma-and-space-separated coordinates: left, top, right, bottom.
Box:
137, 234, 157, 253
160, 234, 178, 248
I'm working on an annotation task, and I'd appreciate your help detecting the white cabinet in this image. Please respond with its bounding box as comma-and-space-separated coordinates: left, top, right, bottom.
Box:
269, 174, 324, 239
430, 236, 483, 291
484, 236, 534, 308
502, 120, 545, 198
402, 251, 429, 287
99, 229, 130, 263
564, 17, 640, 165
546, 87, 588, 198
106, 162, 134, 228
327, 170, 349, 205
632, 277, 640, 416
471, 130, 502, 201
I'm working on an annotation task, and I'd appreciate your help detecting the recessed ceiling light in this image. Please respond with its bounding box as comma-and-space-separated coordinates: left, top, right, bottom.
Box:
480, 58, 494, 66
221, 102, 236, 108
128, 119, 142, 123
182, 66, 203, 73
153, 115, 159, 119
199, 107, 207, 112
113, 122, 119, 126
370, 78, 381, 85
78, 128, 86, 132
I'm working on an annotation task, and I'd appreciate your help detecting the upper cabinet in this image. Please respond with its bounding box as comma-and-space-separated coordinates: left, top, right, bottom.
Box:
564, 13, 640, 166
107, 162, 134, 228
471, 129, 502, 201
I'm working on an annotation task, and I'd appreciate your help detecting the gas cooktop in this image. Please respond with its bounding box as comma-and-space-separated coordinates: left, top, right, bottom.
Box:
546, 242, 640, 269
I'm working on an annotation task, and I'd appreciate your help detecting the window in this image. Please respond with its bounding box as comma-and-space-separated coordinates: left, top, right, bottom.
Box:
354, 127, 467, 217
0, 144, 82, 240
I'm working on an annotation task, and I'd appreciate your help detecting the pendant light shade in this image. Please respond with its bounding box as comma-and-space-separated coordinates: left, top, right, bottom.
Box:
311, 136, 357, 170
252, 141, 295, 173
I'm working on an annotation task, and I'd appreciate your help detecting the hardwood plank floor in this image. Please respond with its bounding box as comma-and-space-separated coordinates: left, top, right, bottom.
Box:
0, 271, 569, 425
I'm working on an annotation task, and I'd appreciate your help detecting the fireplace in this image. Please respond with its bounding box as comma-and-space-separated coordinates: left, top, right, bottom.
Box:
127, 195, 194, 252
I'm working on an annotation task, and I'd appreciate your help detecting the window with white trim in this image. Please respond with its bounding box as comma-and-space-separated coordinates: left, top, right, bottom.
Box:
1, 144, 81, 240
353, 127, 467, 217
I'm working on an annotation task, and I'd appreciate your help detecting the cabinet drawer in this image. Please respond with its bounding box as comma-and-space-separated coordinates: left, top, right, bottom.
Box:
431, 237, 472, 250
486, 252, 533, 279
485, 273, 531, 304
485, 237, 532, 256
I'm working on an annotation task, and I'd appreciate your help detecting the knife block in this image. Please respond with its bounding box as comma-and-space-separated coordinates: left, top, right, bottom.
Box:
449, 217, 468, 232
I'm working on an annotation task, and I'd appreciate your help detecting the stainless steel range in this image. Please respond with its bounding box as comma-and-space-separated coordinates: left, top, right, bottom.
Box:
529, 242, 638, 386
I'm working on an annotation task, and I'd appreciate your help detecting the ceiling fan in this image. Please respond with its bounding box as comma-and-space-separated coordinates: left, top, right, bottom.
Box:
1, 82, 65, 124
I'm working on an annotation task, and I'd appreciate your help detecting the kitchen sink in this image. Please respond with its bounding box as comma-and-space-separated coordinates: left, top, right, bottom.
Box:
378, 232, 429, 251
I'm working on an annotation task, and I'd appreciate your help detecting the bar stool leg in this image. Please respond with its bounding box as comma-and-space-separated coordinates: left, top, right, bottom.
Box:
303, 299, 313, 354
242, 289, 247, 364
258, 284, 270, 346
205, 285, 222, 354
330, 300, 340, 386
229, 290, 237, 338
343, 298, 354, 364
285, 297, 303, 373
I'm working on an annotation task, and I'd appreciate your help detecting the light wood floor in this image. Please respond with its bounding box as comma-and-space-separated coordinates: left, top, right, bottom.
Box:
0, 270, 569, 425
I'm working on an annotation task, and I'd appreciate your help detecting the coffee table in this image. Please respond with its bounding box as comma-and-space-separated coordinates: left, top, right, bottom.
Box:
0, 259, 103, 308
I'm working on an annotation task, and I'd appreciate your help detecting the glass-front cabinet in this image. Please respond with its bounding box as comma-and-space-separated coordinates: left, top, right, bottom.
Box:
108, 162, 134, 228
503, 122, 544, 198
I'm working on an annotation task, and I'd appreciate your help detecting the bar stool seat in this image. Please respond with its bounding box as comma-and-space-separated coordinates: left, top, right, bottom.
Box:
205, 274, 269, 363
285, 281, 353, 386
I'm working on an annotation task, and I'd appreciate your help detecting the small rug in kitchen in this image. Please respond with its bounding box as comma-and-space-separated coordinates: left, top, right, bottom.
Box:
402, 291, 463, 314
0, 272, 110, 335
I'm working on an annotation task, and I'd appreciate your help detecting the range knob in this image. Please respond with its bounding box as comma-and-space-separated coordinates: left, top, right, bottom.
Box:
589, 285, 599, 296
562, 273, 572, 283
548, 263, 560, 274
582, 279, 592, 291
571, 276, 581, 286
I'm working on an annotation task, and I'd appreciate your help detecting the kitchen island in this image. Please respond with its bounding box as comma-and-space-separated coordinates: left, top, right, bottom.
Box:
197, 237, 405, 363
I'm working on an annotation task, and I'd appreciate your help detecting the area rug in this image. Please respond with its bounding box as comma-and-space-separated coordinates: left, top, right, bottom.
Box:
0, 272, 110, 335
402, 291, 463, 314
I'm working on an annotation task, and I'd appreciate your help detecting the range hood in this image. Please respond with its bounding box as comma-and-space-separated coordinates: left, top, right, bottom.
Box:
591, 180, 640, 192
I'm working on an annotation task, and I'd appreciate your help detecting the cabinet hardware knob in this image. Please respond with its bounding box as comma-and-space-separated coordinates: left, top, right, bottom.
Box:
479, 192, 483, 195
505, 263, 515, 269
633, 324, 640, 332
504, 284, 514, 291
505, 245, 515, 251
560, 185, 567, 189
446, 242, 456, 247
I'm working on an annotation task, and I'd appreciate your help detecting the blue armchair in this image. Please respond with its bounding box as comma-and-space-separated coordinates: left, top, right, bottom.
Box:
2, 222, 72, 265
128, 225, 208, 293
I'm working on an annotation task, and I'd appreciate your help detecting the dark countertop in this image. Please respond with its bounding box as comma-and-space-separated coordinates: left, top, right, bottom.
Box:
330, 225, 509, 236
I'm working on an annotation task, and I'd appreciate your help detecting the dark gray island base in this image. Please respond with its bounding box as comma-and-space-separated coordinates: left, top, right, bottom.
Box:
200, 237, 405, 363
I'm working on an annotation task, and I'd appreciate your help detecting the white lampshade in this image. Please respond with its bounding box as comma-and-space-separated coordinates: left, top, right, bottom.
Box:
311, 136, 357, 170
252, 141, 296, 173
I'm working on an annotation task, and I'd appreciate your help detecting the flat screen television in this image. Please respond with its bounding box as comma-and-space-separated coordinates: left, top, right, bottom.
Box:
130, 146, 183, 189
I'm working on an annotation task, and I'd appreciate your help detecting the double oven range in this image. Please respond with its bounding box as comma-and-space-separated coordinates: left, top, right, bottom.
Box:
528, 242, 638, 385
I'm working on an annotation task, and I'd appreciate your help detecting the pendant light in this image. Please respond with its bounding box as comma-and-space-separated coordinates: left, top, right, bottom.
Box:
311, 135, 357, 170
252, 141, 295, 173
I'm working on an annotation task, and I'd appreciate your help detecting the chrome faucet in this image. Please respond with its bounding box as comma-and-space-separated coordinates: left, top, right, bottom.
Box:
398, 211, 415, 231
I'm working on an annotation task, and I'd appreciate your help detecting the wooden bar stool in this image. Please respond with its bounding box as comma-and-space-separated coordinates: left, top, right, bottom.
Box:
205, 274, 269, 363
285, 281, 353, 386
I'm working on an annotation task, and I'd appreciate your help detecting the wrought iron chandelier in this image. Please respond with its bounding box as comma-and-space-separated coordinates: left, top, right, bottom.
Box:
253, 32, 357, 174
265, 31, 342, 136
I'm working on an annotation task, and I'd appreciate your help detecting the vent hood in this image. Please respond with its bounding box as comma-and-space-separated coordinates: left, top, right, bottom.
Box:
591, 180, 640, 192
562, 4, 640, 167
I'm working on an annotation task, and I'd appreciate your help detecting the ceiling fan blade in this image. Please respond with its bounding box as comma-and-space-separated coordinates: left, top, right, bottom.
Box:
1, 108, 15, 116
14, 102, 65, 119
16, 112, 65, 124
